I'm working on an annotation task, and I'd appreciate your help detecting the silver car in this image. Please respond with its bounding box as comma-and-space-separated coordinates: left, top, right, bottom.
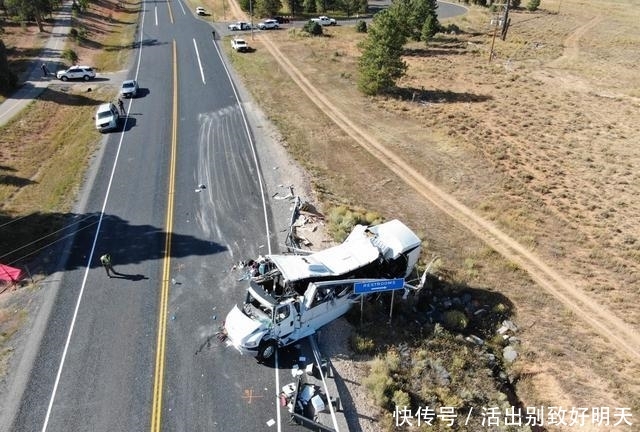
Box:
258, 19, 279, 30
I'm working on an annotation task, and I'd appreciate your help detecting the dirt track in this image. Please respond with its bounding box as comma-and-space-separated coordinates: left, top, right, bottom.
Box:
253, 24, 640, 365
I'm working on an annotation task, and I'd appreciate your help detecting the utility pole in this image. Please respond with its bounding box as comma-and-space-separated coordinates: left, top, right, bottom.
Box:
250, 0, 254, 40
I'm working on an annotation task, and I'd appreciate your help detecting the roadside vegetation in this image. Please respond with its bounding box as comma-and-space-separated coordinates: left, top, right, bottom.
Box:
0, 0, 138, 266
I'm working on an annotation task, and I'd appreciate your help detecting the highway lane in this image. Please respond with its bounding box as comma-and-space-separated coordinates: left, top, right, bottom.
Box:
10, 2, 174, 431
159, 3, 286, 431
8, 0, 292, 431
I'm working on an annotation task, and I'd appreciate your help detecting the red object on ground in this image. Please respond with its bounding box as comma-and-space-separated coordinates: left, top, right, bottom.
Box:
0, 264, 24, 283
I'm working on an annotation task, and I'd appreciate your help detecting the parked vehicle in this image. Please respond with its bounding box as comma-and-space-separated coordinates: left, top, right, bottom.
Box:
231, 38, 249, 52
120, 79, 138, 98
223, 219, 422, 360
195, 6, 206, 15
228, 21, 252, 31
258, 19, 279, 30
310, 16, 336, 26
56, 65, 96, 81
95, 103, 120, 132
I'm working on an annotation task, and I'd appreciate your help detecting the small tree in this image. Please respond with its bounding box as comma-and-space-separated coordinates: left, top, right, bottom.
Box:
356, 20, 367, 33
302, 20, 323, 36
420, 13, 438, 43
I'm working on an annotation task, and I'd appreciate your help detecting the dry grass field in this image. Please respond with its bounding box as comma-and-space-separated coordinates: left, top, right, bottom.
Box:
0, 0, 137, 375
225, 0, 640, 428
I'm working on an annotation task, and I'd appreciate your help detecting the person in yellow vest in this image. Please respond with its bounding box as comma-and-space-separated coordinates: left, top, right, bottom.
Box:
100, 253, 116, 277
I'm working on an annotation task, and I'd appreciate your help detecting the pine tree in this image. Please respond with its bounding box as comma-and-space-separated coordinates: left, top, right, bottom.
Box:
357, 10, 407, 95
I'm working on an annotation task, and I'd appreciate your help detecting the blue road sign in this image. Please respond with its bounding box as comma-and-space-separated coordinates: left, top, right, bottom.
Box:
354, 278, 405, 294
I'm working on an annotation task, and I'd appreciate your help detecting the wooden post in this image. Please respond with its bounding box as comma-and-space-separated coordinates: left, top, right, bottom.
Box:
489, 23, 498, 62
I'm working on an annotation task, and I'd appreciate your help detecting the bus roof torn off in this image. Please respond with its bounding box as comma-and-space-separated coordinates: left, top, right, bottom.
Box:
222, 219, 424, 361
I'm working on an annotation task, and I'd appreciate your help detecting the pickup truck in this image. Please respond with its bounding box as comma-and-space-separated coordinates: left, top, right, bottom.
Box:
228, 21, 252, 31
310, 16, 336, 26
231, 38, 249, 52
223, 219, 422, 360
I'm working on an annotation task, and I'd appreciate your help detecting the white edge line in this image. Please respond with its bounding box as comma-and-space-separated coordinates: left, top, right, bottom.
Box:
193, 39, 206, 85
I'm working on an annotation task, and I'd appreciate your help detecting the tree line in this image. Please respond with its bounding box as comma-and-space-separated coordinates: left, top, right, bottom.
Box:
237, 0, 368, 19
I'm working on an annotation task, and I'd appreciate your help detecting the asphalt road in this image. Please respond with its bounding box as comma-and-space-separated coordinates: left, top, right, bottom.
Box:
8, 1, 291, 431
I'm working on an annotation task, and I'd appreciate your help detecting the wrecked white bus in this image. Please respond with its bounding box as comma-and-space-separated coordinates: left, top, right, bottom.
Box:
223, 219, 422, 360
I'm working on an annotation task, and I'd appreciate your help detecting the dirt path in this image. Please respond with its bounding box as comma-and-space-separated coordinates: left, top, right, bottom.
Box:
254, 34, 640, 363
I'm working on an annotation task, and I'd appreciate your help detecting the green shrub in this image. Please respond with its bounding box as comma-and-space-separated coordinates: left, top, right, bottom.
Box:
351, 333, 376, 354
69, 28, 78, 39
303, 20, 323, 36
442, 310, 469, 331
356, 20, 367, 33
526, 0, 540, 11
364, 357, 395, 408
61, 49, 79, 65
384, 350, 401, 371
392, 390, 411, 410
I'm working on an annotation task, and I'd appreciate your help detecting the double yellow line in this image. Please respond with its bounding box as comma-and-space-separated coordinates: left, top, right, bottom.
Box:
150, 39, 178, 432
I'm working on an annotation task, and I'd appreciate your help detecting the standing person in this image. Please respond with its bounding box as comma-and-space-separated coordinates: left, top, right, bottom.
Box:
41, 63, 49, 77
212, 30, 215, 40
100, 253, 116, 277
118, 98, 125, 115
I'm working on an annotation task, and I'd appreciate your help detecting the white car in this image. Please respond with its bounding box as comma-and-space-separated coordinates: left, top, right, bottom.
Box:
120, 79, 138, 98
95, 103, 120, 132
56, 65, 96, 81
310, 16, 336, 26
196, 7, 206, 15
231, 38, 249, 52
258, 19, 279, 30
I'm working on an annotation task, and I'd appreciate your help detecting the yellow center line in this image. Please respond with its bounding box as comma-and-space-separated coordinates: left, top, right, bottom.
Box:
150, 39, 178, 432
